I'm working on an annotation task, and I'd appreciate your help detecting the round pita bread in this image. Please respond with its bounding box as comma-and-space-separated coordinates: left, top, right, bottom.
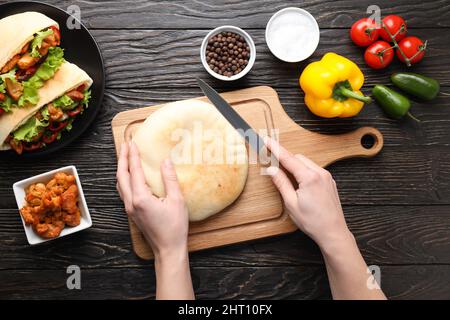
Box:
0, 62, 93, 149
133, 100, 249, 222
0, 12, 59, 70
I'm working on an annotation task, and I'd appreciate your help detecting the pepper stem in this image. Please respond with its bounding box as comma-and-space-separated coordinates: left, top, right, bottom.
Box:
339, 87, 372, 104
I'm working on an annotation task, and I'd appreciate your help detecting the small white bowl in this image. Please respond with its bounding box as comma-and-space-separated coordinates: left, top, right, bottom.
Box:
265, 7, 320, 63
13, 166, 92, 245
200, 26, 256, 81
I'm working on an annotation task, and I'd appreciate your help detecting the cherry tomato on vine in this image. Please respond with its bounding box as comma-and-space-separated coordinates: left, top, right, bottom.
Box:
396, 36, 426, 64
379, 15, 407, 42
350, 18, 380, 46
364, 41, 394, 69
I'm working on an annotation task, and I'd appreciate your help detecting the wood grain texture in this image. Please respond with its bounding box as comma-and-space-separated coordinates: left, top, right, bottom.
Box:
2, 89, 449, 207
112, 86, 382, 259
0, 205, 449, 270
89, 28, 450, 88
0, 0, 449, 299
1, 265, 449, 299
1, 0, 448, 29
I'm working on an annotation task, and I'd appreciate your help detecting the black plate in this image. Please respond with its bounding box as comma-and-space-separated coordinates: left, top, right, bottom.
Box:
0, 1, 105, 158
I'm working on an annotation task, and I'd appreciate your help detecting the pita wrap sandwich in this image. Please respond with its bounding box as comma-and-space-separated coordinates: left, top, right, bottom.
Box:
0, 12, 65, 115
0, 61, 93, 154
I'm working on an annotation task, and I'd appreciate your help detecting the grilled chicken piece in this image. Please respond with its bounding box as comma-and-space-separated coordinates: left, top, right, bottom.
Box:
21, 42, 30, 54
66, 90, 84, 101
48, 104, 64, 121
5, 78, 23, 101
1, 54, 20, 73
38, 41, 51, 56
9, 139, 23, 155
17, 54, 39, 70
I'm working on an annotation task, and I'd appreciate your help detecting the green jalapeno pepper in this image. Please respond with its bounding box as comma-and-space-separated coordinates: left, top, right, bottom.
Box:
372, 85, 413, 120
391, 72, 440, 101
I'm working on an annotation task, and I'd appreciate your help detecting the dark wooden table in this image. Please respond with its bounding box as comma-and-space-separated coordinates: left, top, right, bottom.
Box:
1, 0, 449, 299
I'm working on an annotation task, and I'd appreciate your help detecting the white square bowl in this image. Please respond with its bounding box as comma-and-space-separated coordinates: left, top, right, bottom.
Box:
13, 165, 92, 245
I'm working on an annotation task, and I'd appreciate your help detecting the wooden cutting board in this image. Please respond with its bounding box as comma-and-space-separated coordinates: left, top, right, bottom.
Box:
111, 86, 383, 260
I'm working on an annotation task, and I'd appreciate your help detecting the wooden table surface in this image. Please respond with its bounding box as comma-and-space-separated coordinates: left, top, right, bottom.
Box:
1, 0, 449, 299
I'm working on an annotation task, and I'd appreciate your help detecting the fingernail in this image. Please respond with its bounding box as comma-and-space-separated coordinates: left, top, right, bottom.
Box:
266, 166, 278, 176
128, 141, 133, 148
164, 158, 172, 168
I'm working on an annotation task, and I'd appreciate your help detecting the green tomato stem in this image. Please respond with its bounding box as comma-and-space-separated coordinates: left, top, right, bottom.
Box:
381, 22, 411, 67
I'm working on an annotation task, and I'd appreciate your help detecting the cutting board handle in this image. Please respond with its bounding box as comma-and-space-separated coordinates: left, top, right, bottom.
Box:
280, 126, 384, 168
335, 126, 384, 158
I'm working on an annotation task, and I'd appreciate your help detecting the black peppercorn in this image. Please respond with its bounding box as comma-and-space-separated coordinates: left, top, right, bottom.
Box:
205, 30, 251, 78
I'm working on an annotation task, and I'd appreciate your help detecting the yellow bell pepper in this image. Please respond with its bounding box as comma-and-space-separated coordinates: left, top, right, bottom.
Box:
299, 52, 371, 118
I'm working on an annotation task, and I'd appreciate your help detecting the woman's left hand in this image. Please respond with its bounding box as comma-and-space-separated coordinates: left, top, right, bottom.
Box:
116, 141, 189, 258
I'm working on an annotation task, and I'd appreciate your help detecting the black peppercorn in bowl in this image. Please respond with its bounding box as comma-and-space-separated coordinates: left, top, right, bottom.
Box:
200, 26, 256, 81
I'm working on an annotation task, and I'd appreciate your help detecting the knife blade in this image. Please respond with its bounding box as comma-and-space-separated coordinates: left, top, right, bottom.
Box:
196, 78, 266, 153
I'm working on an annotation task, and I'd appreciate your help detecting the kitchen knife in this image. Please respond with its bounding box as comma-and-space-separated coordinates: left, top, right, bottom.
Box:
196, 78, 266, 153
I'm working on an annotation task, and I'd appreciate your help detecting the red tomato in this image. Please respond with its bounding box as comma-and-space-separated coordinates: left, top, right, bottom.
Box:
67, 106, 83, 117
396, 36, 426, 64
48, 121, 68, 132
9, 139, 23, 155
23, 142, 42, 152
350, 18, 379, 46
49, 26, 61, 45
76, 84, 86, 92
379, 15, 407, 42
42, 131, 59, 144
364, 41, 394, 69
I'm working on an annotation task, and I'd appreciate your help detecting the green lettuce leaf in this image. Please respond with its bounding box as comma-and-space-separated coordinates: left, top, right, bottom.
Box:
0, 68, 18, 93
66, 118, 74, 131
0, 95, 14, 112
81, 89, 91, 107
30, 29, 53, 58
0, 69, 19, 112
18, 47, 64, 107
52, 88, 92, 111
53, 94, 77, 110
12, 116, 49, 142
40, 106, 50, 121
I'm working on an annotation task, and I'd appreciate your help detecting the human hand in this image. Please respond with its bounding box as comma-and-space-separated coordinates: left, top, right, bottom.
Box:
265, 138, 353, 250
116, 142, 189, 259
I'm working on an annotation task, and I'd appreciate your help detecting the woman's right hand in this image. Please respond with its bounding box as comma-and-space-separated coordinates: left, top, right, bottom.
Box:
265, 137, 353, 250
265, 138, 387, 299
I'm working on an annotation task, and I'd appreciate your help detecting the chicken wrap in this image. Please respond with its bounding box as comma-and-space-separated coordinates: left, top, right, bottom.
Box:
0, 62, 93, 154
0, 12, 65, 116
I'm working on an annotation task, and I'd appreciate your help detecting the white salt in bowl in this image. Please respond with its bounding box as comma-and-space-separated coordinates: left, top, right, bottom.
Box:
265, 7, 320, 63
